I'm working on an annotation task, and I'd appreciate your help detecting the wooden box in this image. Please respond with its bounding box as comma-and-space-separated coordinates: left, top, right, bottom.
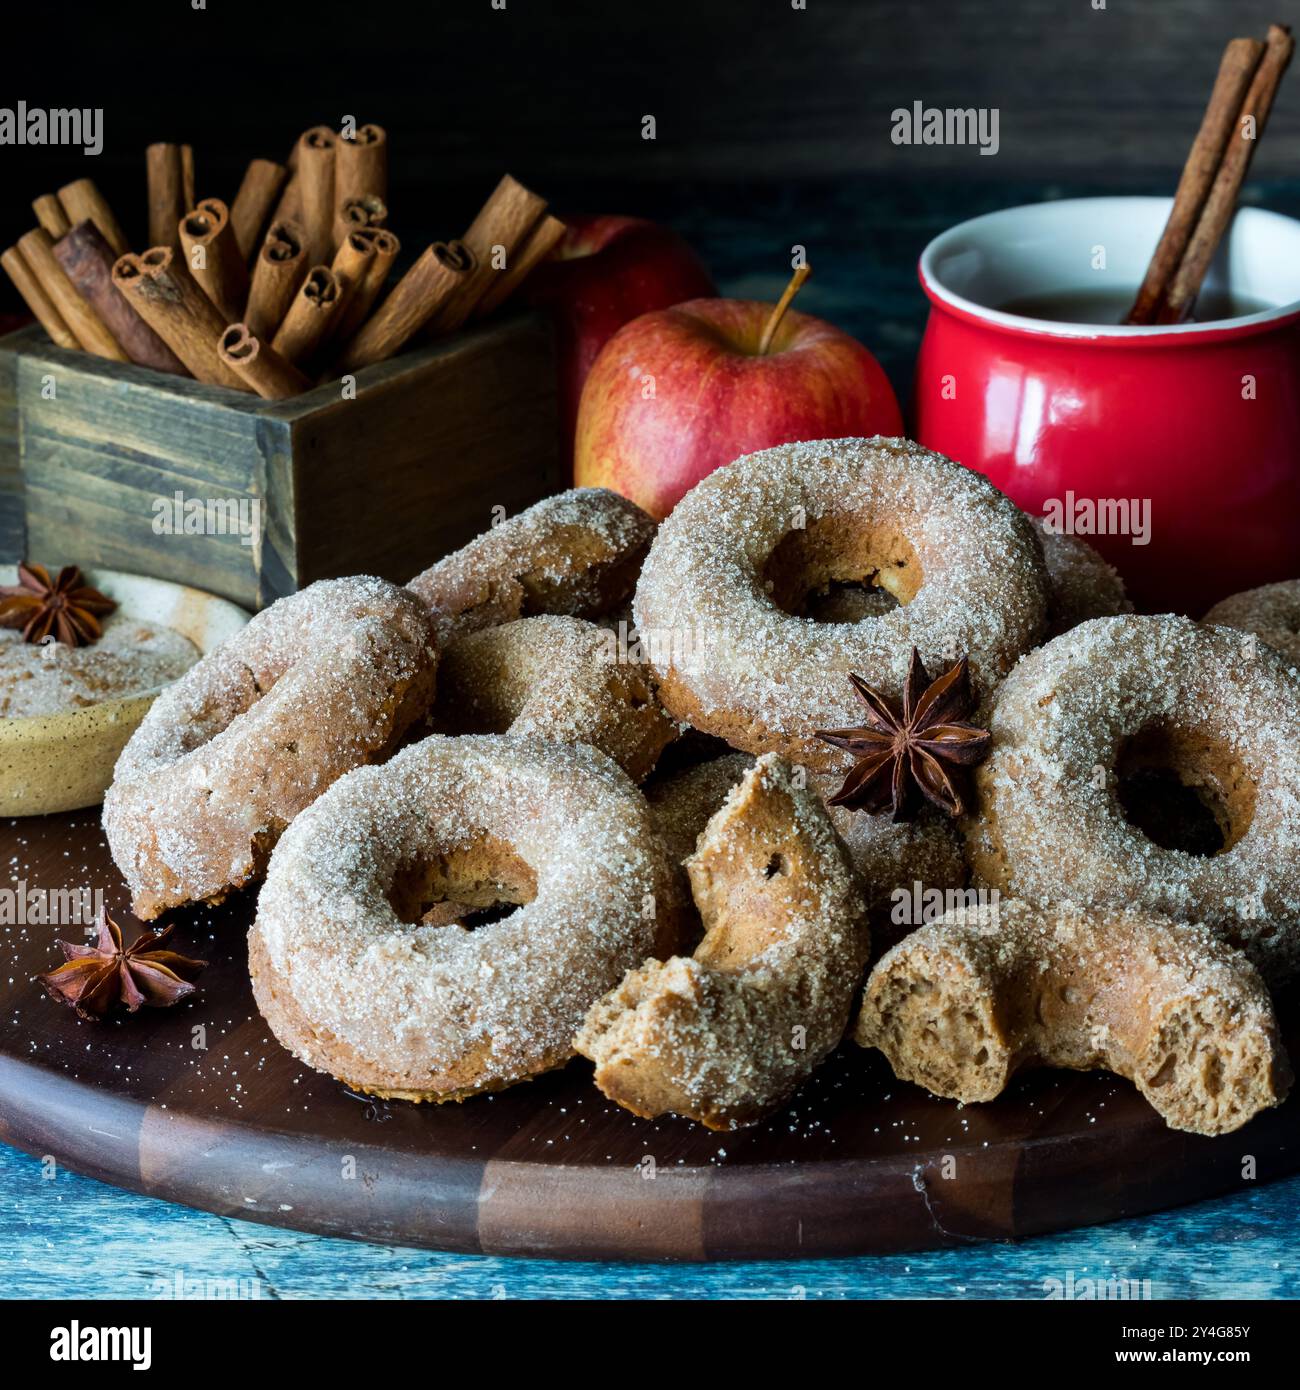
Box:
0, 316, 559, 609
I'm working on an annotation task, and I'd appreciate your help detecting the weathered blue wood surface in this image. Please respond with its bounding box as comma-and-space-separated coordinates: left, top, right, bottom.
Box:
1, 1144, 1295, 1299
3, 178, 1298, 1295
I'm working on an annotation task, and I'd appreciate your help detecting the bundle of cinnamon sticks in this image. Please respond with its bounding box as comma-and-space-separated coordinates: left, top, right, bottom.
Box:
2, 123, 566, 399
1126, 23, 1294, 325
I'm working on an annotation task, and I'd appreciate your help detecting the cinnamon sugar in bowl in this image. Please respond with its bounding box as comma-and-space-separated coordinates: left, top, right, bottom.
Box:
0, 569, 248, 815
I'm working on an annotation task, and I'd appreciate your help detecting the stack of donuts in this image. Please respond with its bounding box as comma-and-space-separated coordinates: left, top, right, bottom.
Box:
103, 437, 1300, 1136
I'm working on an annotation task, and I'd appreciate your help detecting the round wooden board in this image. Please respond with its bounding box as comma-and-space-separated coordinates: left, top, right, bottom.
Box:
0, 808, 1296, 1262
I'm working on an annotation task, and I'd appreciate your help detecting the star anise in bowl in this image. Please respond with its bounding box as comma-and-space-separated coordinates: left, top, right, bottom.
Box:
815, 649, 992, 821
0, 562, 117, 647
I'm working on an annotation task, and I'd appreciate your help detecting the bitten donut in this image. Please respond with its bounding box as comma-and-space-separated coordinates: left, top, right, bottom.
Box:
576, 755, 868, 1130
250, 735, 683, 1100
104, 577, 438, 919
855, 900, 1291, 1136
965, 615, 1300, 981
1204, 579, 1300, 666
1030, 517, 1132, 637
433, 615, 675, 782
634, 437, 1048, 771
407, 488, 655, 644
645, 753, 965, 919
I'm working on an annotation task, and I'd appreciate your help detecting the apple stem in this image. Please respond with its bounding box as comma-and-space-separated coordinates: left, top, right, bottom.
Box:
757, 263, 812, 355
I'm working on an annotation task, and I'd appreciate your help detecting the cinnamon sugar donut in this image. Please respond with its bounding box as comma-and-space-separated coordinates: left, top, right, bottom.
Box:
433, 615, 675, 781
1205, 579, 1300, 666
1030, 517, 1133, 637
407, 488, 655, 644
576, 755, 868, 1129
104, 578, 437, 919
634, 437, 1048, 772
965, 615, 1300, 981
249, 735, 682, 1100
855, 900, 1291, 1136
645, 753, 965, 918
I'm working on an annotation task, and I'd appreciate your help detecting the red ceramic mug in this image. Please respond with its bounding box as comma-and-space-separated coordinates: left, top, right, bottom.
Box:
914, 197, 1300, 615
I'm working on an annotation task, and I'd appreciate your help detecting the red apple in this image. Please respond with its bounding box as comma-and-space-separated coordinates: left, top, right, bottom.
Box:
526, 215, 716, 456
574, 270, 903, 518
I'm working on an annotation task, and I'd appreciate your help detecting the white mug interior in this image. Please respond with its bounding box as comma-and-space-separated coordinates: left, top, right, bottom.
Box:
920, 196, 1300, 337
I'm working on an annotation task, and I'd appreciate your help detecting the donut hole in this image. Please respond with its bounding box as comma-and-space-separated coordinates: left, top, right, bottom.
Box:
1114, 725, 1255, 857
762, 518, 923, 622
388, 833, 537, 927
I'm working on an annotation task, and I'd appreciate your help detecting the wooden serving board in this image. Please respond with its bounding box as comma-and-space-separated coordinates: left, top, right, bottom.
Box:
0, 808, 1296, 1262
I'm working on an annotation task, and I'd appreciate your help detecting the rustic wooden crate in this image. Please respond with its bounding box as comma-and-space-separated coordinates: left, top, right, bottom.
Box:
0, 316, 559, 609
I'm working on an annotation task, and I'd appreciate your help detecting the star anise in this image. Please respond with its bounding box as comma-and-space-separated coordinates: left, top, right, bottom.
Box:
0, 562, 116, 647
815, 649, 991, 821
37, 908, 207, 1021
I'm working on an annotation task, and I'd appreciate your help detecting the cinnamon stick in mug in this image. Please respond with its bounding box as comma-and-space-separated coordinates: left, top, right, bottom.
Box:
146, 143, 188, 249
230, 158, 287, 260
178, 198, 249, 323
246, 219, 308, 340
53, 220, 185, 374
336, 241, 471, 372
1, 245, 78, 349
335, 123, 387, 213
57, 179, 130, 258
295, 126, 337, 268
272, 266, 344, 368
475, 213, 566, 316
426, 174, 547, 332
111, 247, 248, 389
32, 193, 71, 239
328, 228, 399, 344
218, 323, 310, 399
17, 228, 127, 360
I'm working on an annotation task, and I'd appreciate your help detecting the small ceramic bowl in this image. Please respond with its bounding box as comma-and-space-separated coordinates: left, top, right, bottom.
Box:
0, 569, 248, 816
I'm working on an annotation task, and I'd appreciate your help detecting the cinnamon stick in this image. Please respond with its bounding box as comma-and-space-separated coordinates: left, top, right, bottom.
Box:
17, 228, 127, 361
1159, 24, 1296, 324
426, 174, 546, 332
32, 193, 71, 240
57, 179, 130, 258
295, 126, 337, 268
336, 241, 470, 372
327, 230, 376, 330
335, 123, 387, 216
218, 323, 310, 399
53, 220, 185, 374
332, 193, 386, 252
146, 143, 188, 249
474, 213, 566, 316
111, 247, 248, 389
328, 228, 399, 344
246, 219, 308, 340
1, 245, 78, 349
181, 145, 196, 210
229, 158, 287, 261
1125, 37, 1264, 325
272, 266, 344, 368
178, 198, 249, 323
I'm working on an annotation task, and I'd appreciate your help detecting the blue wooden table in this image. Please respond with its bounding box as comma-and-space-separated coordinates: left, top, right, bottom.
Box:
5, 179, 1298, 1298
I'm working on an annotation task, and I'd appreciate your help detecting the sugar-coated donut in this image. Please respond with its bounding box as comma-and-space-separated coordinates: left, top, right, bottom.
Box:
633, 437, 1048, 772
855, 900, 1291, 1136
1204, 579, 1300, 666
250, 735, 683, 1100
576, 755, 868, 1129
965, 615, 1300, 981
645, 753, 965, 921
433, 615, 675, 782
406, 488, 655, 644
104, 577, 438, 919
1030, 517, 1133, 637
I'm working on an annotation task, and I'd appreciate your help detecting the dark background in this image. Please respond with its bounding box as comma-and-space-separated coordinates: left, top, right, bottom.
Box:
4, 0, 1299, 391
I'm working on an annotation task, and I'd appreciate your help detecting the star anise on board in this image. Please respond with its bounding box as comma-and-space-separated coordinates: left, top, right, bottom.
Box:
815, 649, 992, 821
37, 908, 207, 1021
0, 563, 116, 647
